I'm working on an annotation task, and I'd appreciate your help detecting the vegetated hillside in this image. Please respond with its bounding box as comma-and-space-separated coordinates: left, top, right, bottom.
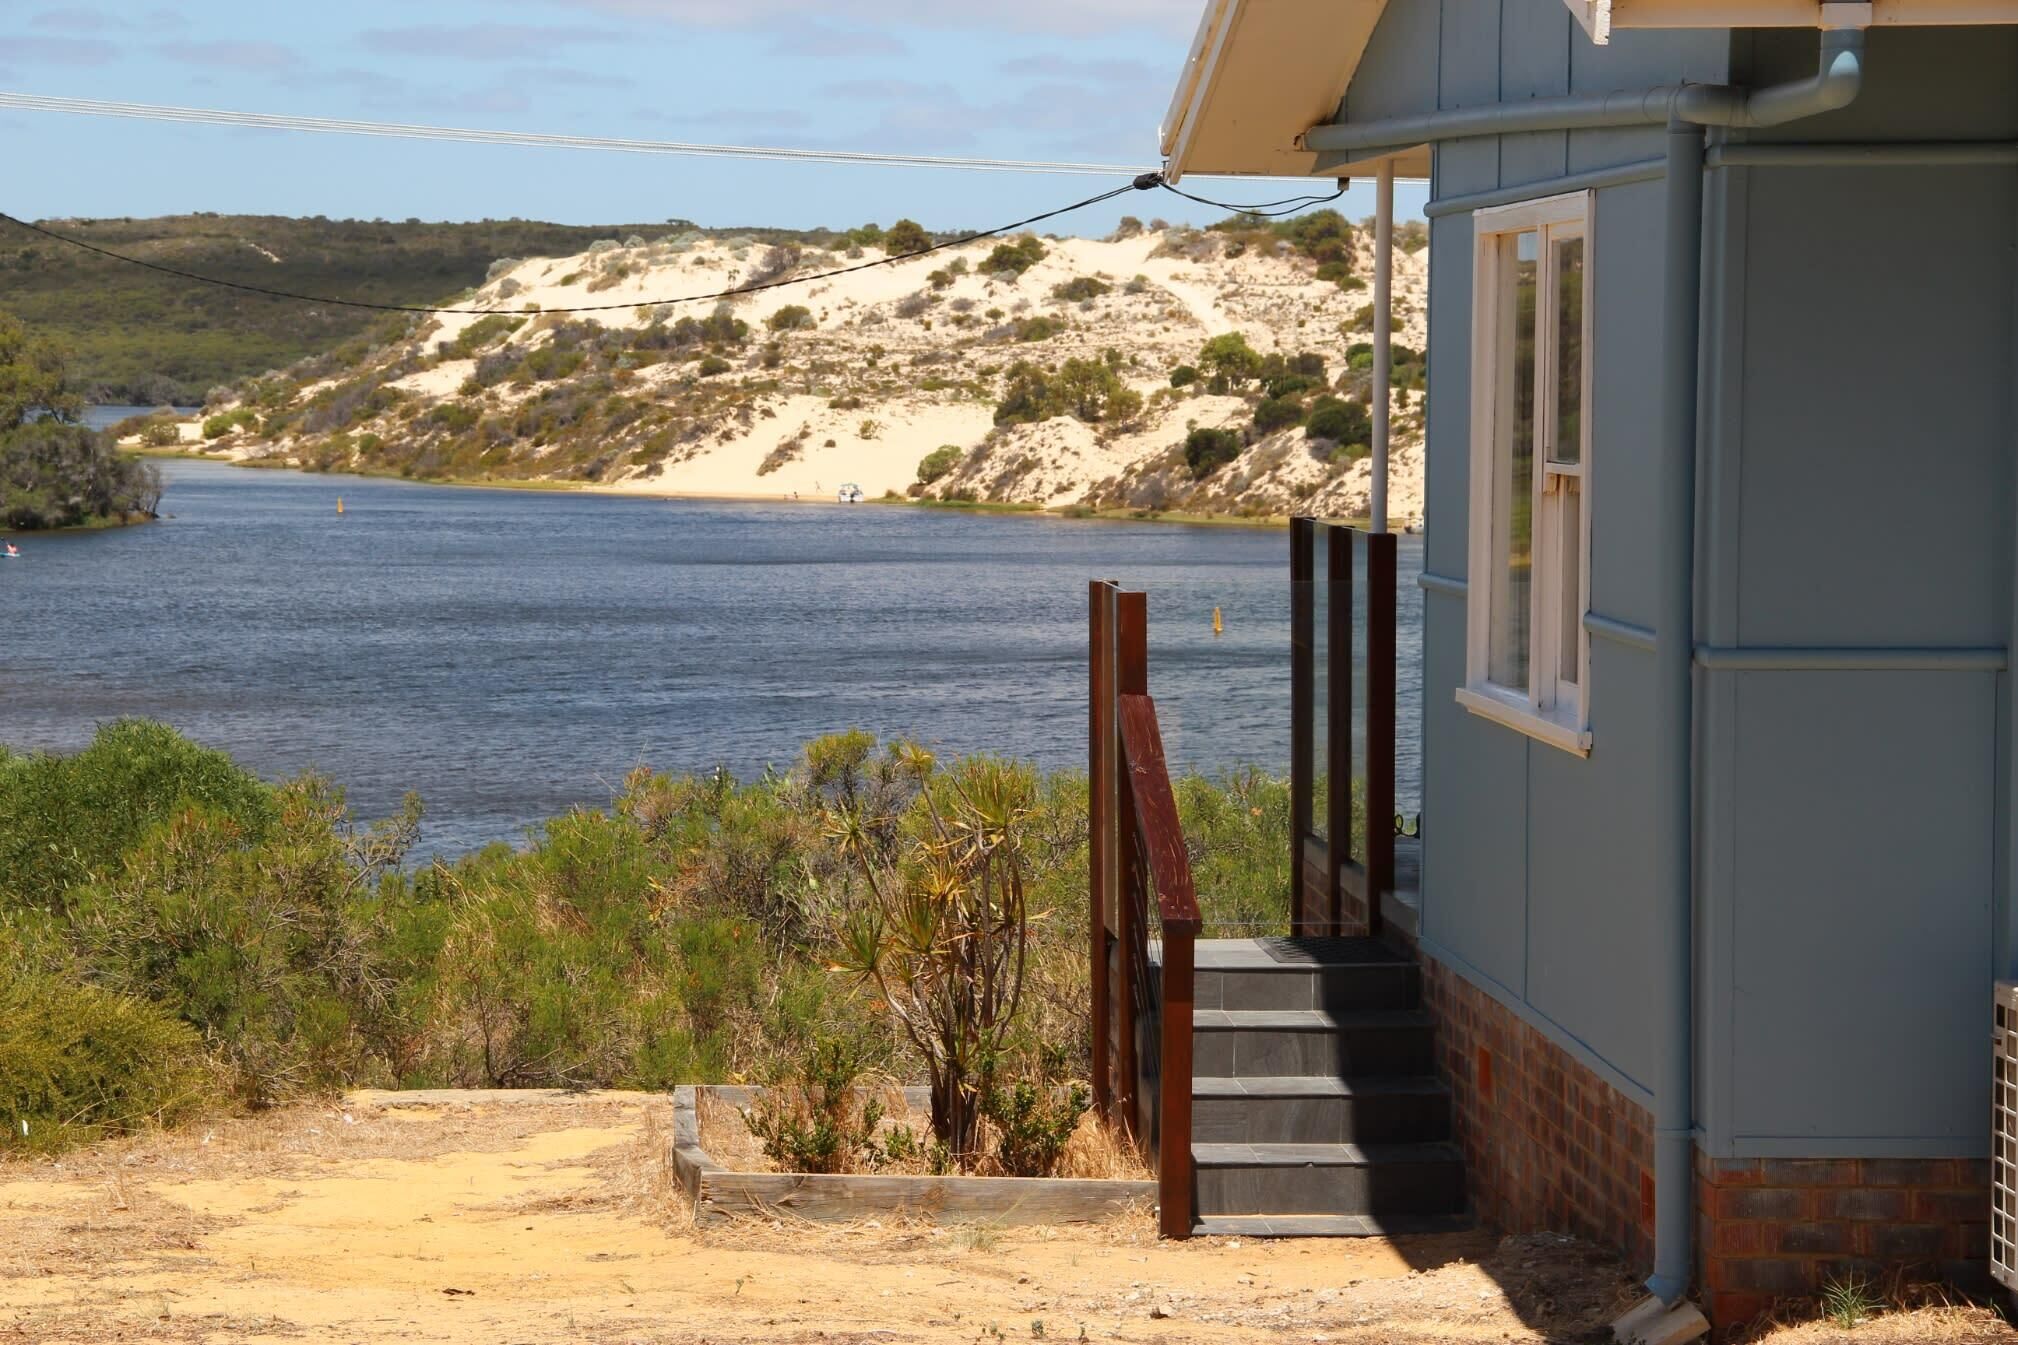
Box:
181, 211, 1430, 522
0, 215, 701, 404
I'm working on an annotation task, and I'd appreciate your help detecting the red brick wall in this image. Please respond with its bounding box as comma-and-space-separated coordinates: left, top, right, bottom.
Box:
1695, 1155, 1990, 1327
1418, 954, 1658, 1272
1412, 948, 1990, 1332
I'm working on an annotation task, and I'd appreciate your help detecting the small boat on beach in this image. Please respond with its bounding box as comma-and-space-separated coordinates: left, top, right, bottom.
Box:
836, 483, 864, 504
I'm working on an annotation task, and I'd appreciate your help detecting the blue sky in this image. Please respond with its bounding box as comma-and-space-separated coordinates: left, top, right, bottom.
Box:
0, 1, 1429, 234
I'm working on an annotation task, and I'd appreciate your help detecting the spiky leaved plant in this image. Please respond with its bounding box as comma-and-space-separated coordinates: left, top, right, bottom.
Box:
832, 748, 1034, 1168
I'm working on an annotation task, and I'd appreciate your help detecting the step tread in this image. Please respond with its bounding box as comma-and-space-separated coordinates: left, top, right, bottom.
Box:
1193, 1213, 1473, 1239
1177, 937, 1414, 973
1192, 1074, 1448, 1100
1192, 1007, 1434, 1032
1193, 1140, 1464, 1168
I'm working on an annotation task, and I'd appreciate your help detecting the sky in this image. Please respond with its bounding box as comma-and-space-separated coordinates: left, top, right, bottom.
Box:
0, 1, 1431, 235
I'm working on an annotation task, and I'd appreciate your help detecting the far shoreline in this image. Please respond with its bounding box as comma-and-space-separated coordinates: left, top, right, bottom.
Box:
136, 448, 1371, 531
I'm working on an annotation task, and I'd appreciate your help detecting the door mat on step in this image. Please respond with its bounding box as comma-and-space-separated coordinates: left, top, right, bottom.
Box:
1256, 937, 1386, 965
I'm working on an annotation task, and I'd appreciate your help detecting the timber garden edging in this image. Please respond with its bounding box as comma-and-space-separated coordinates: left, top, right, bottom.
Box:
670, 1085, 1156, 1227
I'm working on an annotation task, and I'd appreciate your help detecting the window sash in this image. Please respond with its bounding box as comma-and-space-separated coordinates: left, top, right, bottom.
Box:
1466, 192, 1592, 749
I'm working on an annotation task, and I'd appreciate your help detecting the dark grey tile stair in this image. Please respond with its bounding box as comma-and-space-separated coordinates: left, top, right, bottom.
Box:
1191, 1141, 1466, 1218
1190, 1008, 1435, 1078
1192, 1212, 1474, 1238
1191, 1075, 1450, 1144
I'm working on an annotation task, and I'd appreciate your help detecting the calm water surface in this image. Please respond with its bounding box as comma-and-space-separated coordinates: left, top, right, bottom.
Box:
2, 459, 1423, 854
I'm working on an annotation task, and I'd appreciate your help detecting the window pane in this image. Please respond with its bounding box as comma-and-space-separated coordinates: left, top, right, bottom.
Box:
1559, 480, 1582, 690
1553, 236, 1584, 465
1490, 231, 1536, 690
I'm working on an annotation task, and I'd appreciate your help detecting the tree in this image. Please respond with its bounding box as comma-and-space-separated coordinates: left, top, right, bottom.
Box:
0, 305, 160, 529
0, 309, 81, 431
834, 751, 1037, 1167
883, 219, 932, 256
1197, 332, 1263, 389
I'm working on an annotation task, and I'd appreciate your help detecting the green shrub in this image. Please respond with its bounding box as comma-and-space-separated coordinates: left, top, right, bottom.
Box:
978, 235, 1046, 278
744, 1037, 886, 1174
1184, 426, 1243, 479
994, 358, 1140, 428
428, 401, 480, 433
1252, 397, 1305, 433
697, 354, 731, 377
1346, 343, 1375, 370
983, 1077, 1090, 1177
1050, 276, 1110, 303
1014, 315, 1063, 342
1306, 396, 1371, 452
766, 305, 815, 333
0, 719, 274, 911
1265, 372, 1321, 400
883, 219, 932, 256
1168, 365, 1199, 389
1197, 332, 1262, 388
441, 314, 525, 360
916, 444, 962, 484
138, 418, 182, 447
0, 970, 210, 1154
202, 406, 259, 439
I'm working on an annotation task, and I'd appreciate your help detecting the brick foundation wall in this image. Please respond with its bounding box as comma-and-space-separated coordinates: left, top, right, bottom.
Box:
1412, 948, 1991, 1332
1418, 954, 1658, 1273
1695, 1155, 1990, 1328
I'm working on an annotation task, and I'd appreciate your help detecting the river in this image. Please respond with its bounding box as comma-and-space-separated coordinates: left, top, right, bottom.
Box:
2, 457, 1423, 855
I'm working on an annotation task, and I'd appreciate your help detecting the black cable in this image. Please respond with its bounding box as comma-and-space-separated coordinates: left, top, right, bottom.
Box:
0, 179, 1149, 317
1141, 171, 1348, 218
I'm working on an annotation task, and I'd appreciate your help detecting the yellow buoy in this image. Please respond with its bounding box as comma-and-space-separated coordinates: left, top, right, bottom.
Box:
336, 497, 345, 515
1212, 606, 1224, 636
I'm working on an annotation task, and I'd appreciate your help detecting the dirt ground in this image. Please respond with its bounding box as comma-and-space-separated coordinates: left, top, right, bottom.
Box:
0, 1091, 2009, 1345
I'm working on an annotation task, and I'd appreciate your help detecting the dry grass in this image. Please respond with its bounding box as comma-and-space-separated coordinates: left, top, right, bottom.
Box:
1739, 1273, 2017, 1344
699, 1085, 1149, 1181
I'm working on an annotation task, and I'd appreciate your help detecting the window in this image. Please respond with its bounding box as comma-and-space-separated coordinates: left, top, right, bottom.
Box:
1459, 192, 1592, 756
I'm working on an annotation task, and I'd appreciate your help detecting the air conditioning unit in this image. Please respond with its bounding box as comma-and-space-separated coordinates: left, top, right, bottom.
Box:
1993, 983, 2018, 1291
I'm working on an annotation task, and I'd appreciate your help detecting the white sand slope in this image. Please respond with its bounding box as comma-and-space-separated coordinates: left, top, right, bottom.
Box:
189, 223, 1430, 522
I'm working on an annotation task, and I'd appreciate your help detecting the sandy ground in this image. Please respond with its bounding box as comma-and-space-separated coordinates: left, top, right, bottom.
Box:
4, 1091, 2005, 1344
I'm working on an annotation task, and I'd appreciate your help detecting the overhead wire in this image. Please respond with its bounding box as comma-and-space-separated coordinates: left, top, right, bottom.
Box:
0, 92, 1159, 177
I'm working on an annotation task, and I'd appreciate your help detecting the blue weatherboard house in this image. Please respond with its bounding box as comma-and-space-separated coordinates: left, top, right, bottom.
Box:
1097, 0, 2018, 1335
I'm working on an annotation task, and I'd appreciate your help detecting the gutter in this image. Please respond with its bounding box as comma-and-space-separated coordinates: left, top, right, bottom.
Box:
1282, 9, 1869, 1327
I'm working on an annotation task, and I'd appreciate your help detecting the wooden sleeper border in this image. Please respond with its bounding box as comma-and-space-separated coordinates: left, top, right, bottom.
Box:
670, 1085, 1156, 1227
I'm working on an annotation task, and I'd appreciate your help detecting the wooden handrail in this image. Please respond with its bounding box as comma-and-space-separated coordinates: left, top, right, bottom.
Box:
1117, 694, 1202, 937
1089, 582, 1198, 1238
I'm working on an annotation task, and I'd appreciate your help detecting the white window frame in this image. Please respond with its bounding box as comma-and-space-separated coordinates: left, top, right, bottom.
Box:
1458, 190, 1594, 758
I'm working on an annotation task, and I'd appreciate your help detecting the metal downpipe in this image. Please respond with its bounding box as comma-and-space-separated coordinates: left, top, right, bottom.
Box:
1646, 118, 1705, 1312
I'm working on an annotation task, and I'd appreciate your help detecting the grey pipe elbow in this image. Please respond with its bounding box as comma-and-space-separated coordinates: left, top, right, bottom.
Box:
1677, 27, 1864, 128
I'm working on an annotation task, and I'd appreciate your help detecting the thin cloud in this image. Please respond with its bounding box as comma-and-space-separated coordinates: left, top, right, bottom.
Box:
636, 104, 813, 131
1000, 53, 1158, 83
9, 35, 117, 64
769, 22, 906, 58
360, 24, 624, 62
514, 0, 1191, 36
32, 5, 184, 31
160, 40, 299, 72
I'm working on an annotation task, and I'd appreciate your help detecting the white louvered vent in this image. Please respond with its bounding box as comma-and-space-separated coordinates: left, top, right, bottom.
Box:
1993, 983, 2018, 1291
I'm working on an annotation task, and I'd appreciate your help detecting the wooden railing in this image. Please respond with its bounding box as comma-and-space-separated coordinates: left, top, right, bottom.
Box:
1089, 580, 1201, 1239
1289, 519, 1398, 939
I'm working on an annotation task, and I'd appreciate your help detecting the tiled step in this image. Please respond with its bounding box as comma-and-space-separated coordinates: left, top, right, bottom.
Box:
1191, 1140, 1466, 1218
1193, 1212, 1474, 1238
1191, 1008, 1435, 1079
1192, 1075, 1451, 1145
1166, 938, 1421, 1014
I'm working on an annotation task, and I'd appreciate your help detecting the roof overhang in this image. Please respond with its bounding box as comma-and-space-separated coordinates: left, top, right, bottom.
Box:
1565, 0, 2018, 42
1160, 0, 1428, 184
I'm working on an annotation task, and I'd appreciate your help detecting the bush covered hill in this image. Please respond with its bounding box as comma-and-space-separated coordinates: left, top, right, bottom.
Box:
0, 720, 1292, 1157
179, 211, 1431, 523
0, 213, 870, 406
0, 308, 160, 530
